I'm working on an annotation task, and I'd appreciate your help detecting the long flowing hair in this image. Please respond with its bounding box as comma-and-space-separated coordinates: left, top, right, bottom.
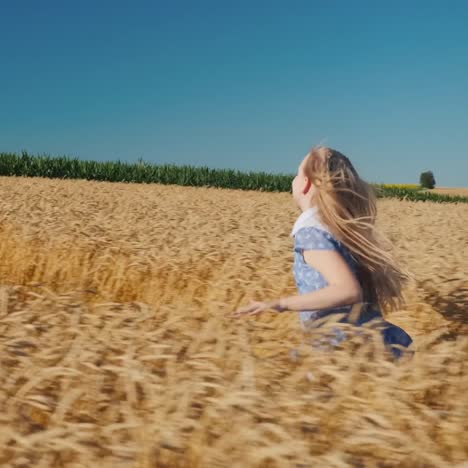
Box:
304, 146, 411, 312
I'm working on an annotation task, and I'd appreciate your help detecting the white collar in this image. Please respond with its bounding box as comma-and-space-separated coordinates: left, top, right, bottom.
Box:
290, 206, 329, 237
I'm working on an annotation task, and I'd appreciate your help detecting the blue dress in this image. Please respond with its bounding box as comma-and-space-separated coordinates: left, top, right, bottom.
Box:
293, 226, 413, 359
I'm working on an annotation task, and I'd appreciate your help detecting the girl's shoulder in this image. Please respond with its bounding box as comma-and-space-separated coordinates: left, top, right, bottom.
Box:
295, 226, 360, 272
294, 226, 340, 251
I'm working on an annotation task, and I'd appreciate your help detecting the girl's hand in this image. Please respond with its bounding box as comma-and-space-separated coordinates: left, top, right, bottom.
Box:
231, 300, 284, 317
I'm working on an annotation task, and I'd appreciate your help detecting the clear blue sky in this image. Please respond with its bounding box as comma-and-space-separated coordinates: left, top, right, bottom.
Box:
1, 1, 467, 186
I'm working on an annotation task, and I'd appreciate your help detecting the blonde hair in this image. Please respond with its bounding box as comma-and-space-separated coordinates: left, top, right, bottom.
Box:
304, 146, 410, 312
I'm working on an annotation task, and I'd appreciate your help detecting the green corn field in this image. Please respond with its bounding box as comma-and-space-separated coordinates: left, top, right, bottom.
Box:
1, 151, 467, 203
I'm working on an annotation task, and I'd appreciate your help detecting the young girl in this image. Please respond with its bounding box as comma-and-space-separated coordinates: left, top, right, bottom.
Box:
232, 146, 413, 359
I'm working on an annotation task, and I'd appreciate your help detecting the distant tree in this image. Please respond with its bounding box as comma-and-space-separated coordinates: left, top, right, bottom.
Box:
420, 171, 436, 189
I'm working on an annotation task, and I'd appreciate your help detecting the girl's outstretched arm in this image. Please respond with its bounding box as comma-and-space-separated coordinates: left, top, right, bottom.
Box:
277, 248, 362, 312
232, 249, 362, 317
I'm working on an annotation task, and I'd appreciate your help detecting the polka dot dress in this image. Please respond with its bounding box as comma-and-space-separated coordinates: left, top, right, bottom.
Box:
292, 226, 413, 358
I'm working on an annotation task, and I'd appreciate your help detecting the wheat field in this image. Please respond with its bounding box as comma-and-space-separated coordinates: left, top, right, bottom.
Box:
0, 176, 467, 468
426, 188, 468, 197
